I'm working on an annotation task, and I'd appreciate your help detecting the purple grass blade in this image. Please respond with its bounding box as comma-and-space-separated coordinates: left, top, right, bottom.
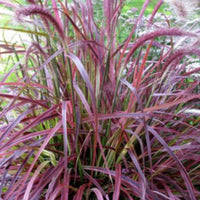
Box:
144, 94, 200, 113
74, 103, 81, 148
127, 149, 147, 200
120, 79, 144, 111
1, 60, 22, 83
82, 112, 146, 123
67, 53, 96, 109
147, 126, 196, 200
84, 166, 159, 199
0, 167, 8, 197
2, 128, 66, 151
57, 0, 98, 58
162, 48, 200, 72
83, 166, 141, 196
73, 82, 92, 115
84, 172, 108, 199
3, 150, 35, 198
0, 105, 59, 151
158, 174, 189, 199
45, 169, 64, 200
0, 108, 33, 143
125, 129, 145, 169
67, 53, 106, 174
62, 168, 71, 200
1, 0, 199, 199
30, 48, 64, 81
0, 150, 25, 168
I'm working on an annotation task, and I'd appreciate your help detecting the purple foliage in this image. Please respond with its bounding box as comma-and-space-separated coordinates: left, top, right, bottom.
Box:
0, 0, 200, 199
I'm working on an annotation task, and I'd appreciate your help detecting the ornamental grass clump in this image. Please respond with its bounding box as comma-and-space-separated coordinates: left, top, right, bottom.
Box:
0, 0, 200, 199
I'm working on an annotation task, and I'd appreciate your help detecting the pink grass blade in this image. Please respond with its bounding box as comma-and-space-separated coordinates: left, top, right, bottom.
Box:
0, 1, 17, 9
49, 185, 62, 200
31, 161, 65, 199
62, 168, 71, 200
125, 29, 197, 65
120, 186, 134, 200
90, 188, 104, 200
51, 0, 63, 30
14, 121, 62, 200
74, 103, 81, 148
0, 82, 53, 92
113, 164, 121, 200
0, 93, 49, 110
45, 168, 64, 199
57, 0, 98, 58
73, 184, 88, 200
1, 129, 52, 150
103, 0, 113, 42
16, 5, 65, 40
62, 100, 68, 160
62, 100, 69, 200
148, 0, 164, 27
116, 0, 151, 73
66, 53, 99, 170
135, 39, 153, 89
23, 161, 49, 200
183, 66, 200, 76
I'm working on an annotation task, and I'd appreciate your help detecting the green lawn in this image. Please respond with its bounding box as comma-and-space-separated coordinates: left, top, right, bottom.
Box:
122, 0, 167, 15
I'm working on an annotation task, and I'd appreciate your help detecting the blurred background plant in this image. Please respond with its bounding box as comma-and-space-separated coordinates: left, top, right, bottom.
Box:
0, 0, 200, 199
